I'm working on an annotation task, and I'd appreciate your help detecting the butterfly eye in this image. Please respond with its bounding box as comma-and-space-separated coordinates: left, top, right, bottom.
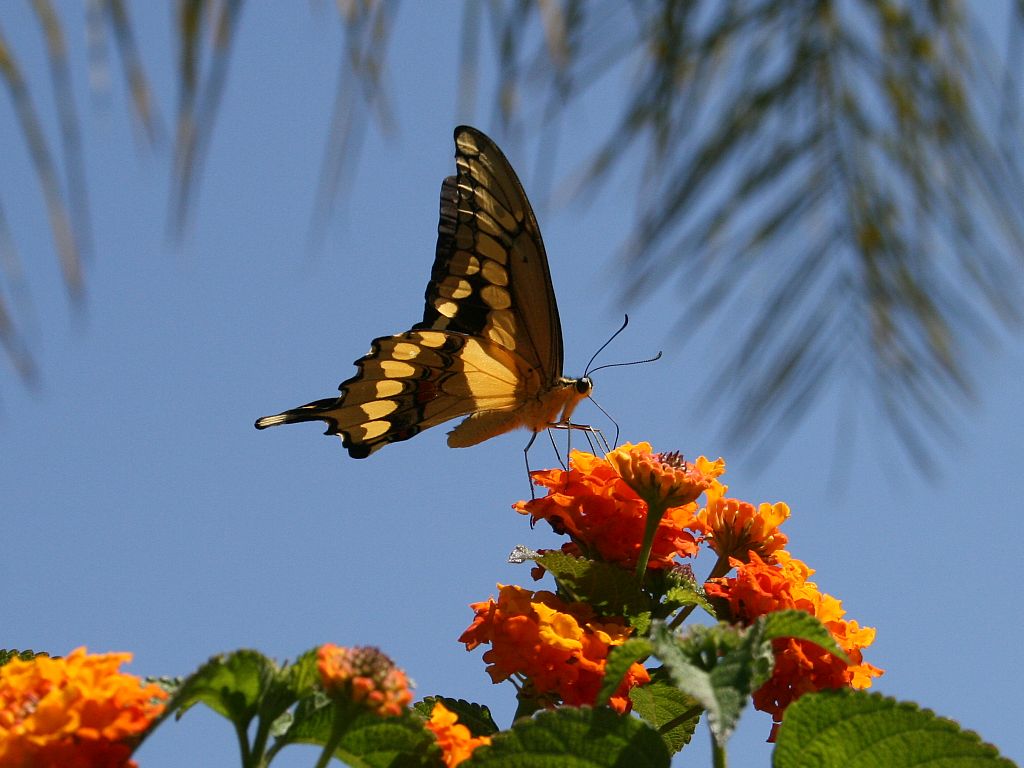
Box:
576, 377, 593, 395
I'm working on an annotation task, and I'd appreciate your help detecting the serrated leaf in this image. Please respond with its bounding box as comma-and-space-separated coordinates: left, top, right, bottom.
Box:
416, 696, 499, 736
165, 649, 275, 723
255, 649, 322, 735
760, 610, 847, 662
651, 621, 773, 745
466, 706, 669, 767
286, 702, 437, 768
596, 639, 651, 707
284, 691, 334, 744
774, 690, 1018, 767
662, 581, 715, 618
0, 648, 51, 666
284, 647, 323, 698
535, 551, 651, 629
630, 668, 703, 755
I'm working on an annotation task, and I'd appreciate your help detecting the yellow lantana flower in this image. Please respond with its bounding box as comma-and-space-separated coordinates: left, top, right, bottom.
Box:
0, 647, 166, 768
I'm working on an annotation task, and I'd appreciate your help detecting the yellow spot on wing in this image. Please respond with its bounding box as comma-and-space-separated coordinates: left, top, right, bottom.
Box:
380, 360, 417, 377
481, 259, 508, 286
477, 233, 508, 265
481, 285, 511, 310
360, 400, 399, 419
439, 276, 472, 299
360, 420, 391, 440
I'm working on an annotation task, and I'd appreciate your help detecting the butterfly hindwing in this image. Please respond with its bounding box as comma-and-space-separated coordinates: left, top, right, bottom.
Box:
256, 330, 536, 457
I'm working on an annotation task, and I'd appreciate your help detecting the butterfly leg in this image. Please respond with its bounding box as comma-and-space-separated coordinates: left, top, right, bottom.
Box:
546, 428, 569, 470
523, 430, 541, 500
550, 421, 608, 456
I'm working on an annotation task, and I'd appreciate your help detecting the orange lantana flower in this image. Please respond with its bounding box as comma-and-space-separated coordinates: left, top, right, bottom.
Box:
459, 584, 650, 713
690, 481, 789, 563
425, 701, 492, 767
515, 444, 710, 570
705, 552, 883, 738
605, 444, 721, 509
0, 647, 167, 768
317, 644, 413, 718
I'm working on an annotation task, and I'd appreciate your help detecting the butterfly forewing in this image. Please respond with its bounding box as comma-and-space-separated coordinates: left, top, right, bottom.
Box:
416, 127, 563, 385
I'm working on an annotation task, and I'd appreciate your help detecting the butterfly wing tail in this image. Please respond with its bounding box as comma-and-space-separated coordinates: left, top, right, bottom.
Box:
254, 398, 340, 430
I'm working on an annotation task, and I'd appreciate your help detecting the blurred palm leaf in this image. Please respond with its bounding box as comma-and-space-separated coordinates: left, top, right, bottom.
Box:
467, 0, 1024, 470
2, 0, 1022, 472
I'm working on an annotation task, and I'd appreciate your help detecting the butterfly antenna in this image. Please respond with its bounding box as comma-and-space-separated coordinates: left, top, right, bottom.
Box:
584, 315, 630, 377
586, 350, 663, 377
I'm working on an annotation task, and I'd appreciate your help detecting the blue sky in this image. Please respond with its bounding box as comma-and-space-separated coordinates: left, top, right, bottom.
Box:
2, 3, 1022, 766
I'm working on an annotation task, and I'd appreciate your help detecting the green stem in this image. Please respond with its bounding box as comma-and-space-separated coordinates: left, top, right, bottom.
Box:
668, 603, 696, 630
712, 730, 728, 768
247, 717, 272, 768
634, 500, 668, 579
513, 692, 543, 722
313, 729, 344, 768
234, 720, 252, 768
312, 702, 357, 768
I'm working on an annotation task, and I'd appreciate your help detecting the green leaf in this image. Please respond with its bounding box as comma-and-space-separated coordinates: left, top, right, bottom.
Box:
0, 648, 51, 666
416, 696, 499, 736
774, 690, 1018, 767
286, 699, 437, 768
595, 638, 651, 707
760, 609, 847, 662
629, 667, 703, 755
466, 707, 669, 767
651, 621, 773, 745
165, 649, 275, 723
535, 551, 652, 631
253, 648, 322, 739
661, 580, 715, 619
283, 647, 323, 699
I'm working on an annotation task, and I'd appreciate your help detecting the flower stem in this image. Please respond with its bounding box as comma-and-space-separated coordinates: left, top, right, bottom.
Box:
634, 500, 667, 579
711, 728, 728, 768
313, 702, 356, 768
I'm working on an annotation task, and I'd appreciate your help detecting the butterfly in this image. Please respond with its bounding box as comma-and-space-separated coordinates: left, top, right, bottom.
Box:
255, 125, 592, 458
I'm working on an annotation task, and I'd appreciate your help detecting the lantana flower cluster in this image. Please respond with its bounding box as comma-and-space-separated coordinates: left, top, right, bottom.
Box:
470, 440, 882, 737
513, 443, 719, 569
0, 647, 167, 768
316, 644, 413, 718
706, 550, 884, 737
459, 584, 650, 713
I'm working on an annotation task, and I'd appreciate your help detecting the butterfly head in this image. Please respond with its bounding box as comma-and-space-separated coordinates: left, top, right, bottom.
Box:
575, 377, 594, 396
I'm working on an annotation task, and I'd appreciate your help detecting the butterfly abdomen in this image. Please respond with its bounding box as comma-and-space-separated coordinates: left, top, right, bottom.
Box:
446, 375, 591, 448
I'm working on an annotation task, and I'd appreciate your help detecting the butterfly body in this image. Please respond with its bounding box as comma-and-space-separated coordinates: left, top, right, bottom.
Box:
256, 126, 589, 458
